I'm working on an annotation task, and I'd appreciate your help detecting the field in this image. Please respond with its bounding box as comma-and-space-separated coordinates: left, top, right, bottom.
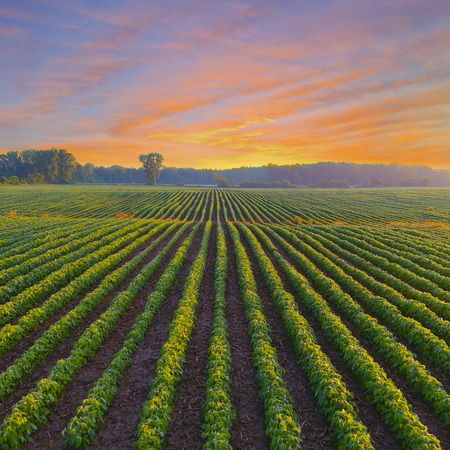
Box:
1, 185, 450, 449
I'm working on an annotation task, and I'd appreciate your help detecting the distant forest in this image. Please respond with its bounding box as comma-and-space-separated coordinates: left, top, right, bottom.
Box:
1, 148, 449, 187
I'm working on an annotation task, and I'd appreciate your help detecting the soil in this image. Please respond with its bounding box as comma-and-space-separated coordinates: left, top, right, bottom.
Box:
290, 228, 450, 447
248, 225, 402, 449
23, 224, 196, 449
219, 195, 227, 223
0, 224, 168, 370
0, 227, 182, 400
186, 195, 200, 221
302, 228, 450, 393
0, 226, 183, 426
1, 216, 450, 449
223, 224, 270, 450
164, 222, 216, 449
239, 231, 337, 449
88, 222, 205, 450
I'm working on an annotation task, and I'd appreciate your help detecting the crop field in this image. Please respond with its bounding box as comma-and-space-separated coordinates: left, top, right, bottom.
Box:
1, 186, 450, 449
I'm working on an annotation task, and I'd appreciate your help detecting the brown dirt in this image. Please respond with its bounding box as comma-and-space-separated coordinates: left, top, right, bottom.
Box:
251, 226, 402, 450
292, 231, 450, 446
187, 195, 200, 221
206, 191, 213, 221
224, 194, 240, 222
211, 192, 217, 222
23, 224, 195, 449
2, 218, 449, 449
219, 195, 227, 223
239, 229, 337, 449
0, 225, 185, 425
0, 224, 125, 307
0, 225, 169, 369
223, 224, 270, 450
303, 230, 450, 394
177, 199, 190, 222
164, 222, 216, 449
88, 222, 205, 450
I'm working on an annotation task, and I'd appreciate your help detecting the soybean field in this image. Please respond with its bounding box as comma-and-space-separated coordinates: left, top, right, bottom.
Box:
1, 185, 450, 449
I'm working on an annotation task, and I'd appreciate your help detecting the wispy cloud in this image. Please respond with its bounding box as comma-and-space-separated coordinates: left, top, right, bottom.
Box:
1, 0, 450, 168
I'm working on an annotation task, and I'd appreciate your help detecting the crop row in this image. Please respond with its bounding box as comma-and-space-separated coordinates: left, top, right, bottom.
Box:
0, 220, 152, 325
0, 220, 104, 270
0, 221, 172, 357
227, 220, 302, 449
235, 222, 373, 448
248, 224, 441, 448
62, 221, 196, 448
0, 222, 191, 448
0, 222, 181, 404
3, 186, 450, 226
295, 227, 450, 335
347, 226, 450, 267
0, 220, 123, 290
313, 227, 450, 301
296, 227, 450, 373
202, 216, 235, 449
265, 225, 450, 427
309, 232, 450, 320
0, 219, 79, 255
136, 221, 211, 449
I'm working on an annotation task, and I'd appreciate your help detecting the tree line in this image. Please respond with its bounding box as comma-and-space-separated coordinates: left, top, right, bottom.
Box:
0, 149, 147, 185
1, 149, 448, 187
165, 162, 449, 187
0, 149, 77, 185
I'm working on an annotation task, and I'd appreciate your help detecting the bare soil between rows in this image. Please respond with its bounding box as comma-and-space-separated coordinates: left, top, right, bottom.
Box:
23, 224, 196, 449
164, 222, 216, 449
1, 219, 450, 449
0, 223, 165, 372
256, 224, 450, 449
89, 223, 206, 450
239, 229, 337, 449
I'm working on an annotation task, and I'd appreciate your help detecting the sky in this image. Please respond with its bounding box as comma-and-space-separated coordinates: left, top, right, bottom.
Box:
1, 0, 449, 169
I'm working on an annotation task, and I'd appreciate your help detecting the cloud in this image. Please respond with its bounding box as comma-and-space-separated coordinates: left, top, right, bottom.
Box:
2, 1, 450, 169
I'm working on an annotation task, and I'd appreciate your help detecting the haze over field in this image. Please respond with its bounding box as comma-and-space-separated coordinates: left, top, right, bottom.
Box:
1, 0, 449, 169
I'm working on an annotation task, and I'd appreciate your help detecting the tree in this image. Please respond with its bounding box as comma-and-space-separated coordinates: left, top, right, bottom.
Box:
399, 171, 415, 187
84, 162, 95, 176
364, 178, 371, 187
6, 151, 22, 176
57, 149, 77, 183
418, 176, 432, 187
34, 149, 59, 183
231, 179, 236, 187
213, 173, 228, 187
371, 177, 383, 188
139, 153, 164, 185
281, 180, 291, 188
27, 173, 45, 184
389, 176, 396, 187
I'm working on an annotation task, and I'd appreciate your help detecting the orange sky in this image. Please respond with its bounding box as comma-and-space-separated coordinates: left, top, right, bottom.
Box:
1, 1, 450, 169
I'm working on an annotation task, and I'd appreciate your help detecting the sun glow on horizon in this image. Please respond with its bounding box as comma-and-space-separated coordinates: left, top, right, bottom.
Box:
1, 1, 449, 169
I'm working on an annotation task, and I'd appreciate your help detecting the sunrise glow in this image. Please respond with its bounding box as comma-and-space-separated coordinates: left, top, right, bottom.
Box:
1, 1, 449, 169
